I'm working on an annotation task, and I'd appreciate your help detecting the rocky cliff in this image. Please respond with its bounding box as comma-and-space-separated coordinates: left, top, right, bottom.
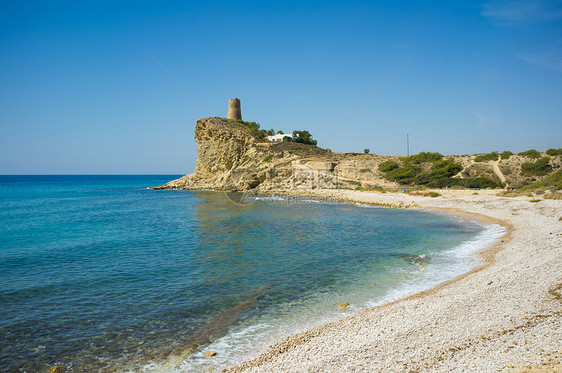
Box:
154, 117, 368, 192
155, 117, 261, 190
155, 117, 561, 196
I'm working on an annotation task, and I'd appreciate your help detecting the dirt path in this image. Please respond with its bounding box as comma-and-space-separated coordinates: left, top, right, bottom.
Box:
492, 160, 506, 183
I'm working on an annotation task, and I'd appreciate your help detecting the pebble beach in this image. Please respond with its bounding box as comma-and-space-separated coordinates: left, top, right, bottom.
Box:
228, 190, 562, 372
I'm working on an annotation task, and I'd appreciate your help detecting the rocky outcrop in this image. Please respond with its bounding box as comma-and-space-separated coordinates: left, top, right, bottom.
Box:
154, 117, 362, 191
155, 117, 561, 194
155, 117, 263, 190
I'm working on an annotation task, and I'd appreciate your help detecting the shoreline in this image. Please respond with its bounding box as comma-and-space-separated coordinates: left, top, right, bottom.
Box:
225, 189, 561, 372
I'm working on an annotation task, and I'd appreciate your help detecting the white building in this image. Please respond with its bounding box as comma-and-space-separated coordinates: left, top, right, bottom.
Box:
266, 133, 298, 142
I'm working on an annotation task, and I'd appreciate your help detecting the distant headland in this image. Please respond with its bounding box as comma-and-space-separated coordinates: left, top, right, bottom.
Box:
154, 99, 562, 199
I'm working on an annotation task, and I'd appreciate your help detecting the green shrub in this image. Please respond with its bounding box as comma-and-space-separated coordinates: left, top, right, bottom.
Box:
384, 163, 421, 184
500, 165, 512, 175
359, 168, 371, 173
378, 153, 502, 188
546, 148, 562, 156
430, 159, 463, 178
380, 157, 463, 186
283, 130, 317, 145
403, 152, 443, 164
520, 157, 553, 176
518, 149, 541, 159
542, 169, 562, 190
378, 160, 400, 172
412, 173, 432, 184
474, 152, 499, 162
236, 120, 270, 139
500, 151, 513, 159
521, 170, 562, 192
414, 159, 463, 185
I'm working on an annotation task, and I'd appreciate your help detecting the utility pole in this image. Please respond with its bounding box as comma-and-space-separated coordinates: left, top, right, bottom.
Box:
407, 133, 409, 156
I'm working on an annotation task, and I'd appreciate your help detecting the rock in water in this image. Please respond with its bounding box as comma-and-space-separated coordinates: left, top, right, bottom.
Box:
204, 351, 217, 357
337, 302, 350, 309
47, 366, 64, 373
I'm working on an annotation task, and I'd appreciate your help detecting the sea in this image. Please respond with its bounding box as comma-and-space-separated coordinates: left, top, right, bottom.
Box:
0, 175, 504, 372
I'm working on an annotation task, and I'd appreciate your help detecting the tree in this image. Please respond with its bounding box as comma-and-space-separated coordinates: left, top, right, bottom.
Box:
403, 152, 443, 164
518, 149, 541, 159
521, 157, 552, 176
364, 148, 370, 154
292, 130, 317, 145
546, 148, 562, 156
378, 160, 400, 172
500, 151, 513, 159
474, 152, 499, 162
385, 163, 420, 184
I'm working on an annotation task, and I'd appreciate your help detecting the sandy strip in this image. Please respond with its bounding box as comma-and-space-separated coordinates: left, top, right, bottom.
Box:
226, 190, 562, 372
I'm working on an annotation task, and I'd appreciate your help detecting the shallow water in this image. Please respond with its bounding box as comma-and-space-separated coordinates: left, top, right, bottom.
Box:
0, 176, 502, 372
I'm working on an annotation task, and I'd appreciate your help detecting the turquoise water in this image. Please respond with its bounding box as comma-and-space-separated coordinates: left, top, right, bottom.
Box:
0, 176, 502, 372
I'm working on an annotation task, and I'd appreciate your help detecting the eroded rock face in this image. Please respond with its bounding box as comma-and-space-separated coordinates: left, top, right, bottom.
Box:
158, 117, 261, 191
193, 117, 255, 178
154, 117, 343, 192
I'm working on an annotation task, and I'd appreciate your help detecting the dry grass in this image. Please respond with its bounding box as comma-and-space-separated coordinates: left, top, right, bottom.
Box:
544, 191, 562, 200
409, 191, 441, 198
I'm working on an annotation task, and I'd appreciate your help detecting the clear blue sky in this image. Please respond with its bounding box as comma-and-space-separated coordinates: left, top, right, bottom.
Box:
1, 0, 561, 174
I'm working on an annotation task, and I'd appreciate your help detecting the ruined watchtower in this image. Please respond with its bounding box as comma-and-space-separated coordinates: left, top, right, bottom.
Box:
227, 98, 242, 120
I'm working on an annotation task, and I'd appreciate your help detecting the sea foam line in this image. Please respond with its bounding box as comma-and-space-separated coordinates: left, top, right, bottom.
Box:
367, 223, 505, 308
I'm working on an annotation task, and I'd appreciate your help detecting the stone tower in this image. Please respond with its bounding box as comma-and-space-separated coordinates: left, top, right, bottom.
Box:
227, 98, 242, 120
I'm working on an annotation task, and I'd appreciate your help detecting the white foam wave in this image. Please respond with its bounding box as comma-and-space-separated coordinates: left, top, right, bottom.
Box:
366, 223, 505, 307
353, 202, 385, 208
252, 194, 285, 202
252, 194, 342, 205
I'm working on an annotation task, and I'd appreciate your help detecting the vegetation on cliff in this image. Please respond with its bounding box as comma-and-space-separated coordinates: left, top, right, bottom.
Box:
525, 169, 562, 192
500, 151, 513, 159
518, 149, 542, 159
546, 148, 562, 156
520, 157, 553, 176
235, 119, 318, 146
403, 152, 444, 164
282, 130, 317, 146
235, 119, 273, 139
378, 153, 502, 188
501, 169, 562, 199
474, 152, 499, 162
